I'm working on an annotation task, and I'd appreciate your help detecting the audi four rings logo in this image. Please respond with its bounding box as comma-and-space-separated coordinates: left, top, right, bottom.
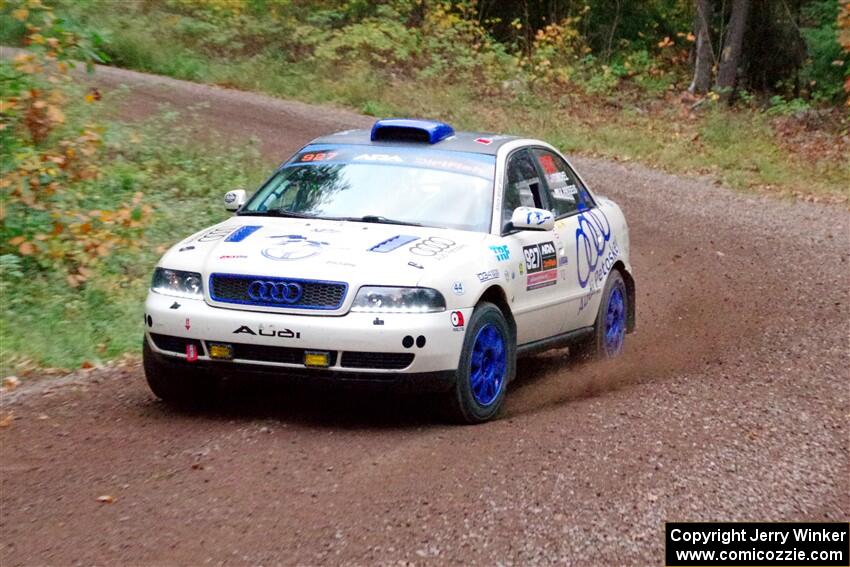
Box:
247, 280, 304, 304
409, 237, 456, 257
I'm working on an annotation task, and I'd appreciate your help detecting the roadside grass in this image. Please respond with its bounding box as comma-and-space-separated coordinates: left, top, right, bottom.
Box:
0, 105, 267, 376
50, 5, 850, 202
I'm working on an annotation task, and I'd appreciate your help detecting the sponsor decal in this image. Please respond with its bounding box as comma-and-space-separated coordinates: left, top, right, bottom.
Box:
178, 245, 195, 252
410, 236, 457, 258
373, 317, 384, 326
197, 226, 237, 242
219, 255, 248, 260
408, 261, 424, 269
369, 234, 419, 253
353, 153, 403, 163
552, 182, 578, 201
524, 241, 558, 290
559, 256, 569, 266
476, 269, 499, 283
540, 241, 557, 270
575, 209, 621, 315
224, 225, 261, 242
490, 244, 510, 261
224, 192, 238, 204
184, 318, 191, 331
263, 235, 327, 261
519, 262, 525, 275
452, 281, 465, 295
169, 302, 180, 310
527, 270, 558, 290
185, 343, 198, 362
326, 260, 356, 268
450, 310, 465, 331
474, 137, 493, 145
575, 209, 614, 289
412, 157, 491, 178
233, 325, 301, 339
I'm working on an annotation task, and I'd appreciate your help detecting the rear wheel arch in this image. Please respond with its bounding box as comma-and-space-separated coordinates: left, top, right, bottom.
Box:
613, 261, 636, 333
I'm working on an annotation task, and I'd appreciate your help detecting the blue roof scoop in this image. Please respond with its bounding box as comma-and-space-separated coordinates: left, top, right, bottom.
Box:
370, 118, 455, 144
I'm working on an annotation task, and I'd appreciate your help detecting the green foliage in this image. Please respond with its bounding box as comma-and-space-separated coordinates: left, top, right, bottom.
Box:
0, 111, 266, 374
800, 0, 846, 102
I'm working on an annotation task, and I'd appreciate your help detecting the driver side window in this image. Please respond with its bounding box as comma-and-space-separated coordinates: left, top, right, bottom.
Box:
503, 150, 546, 230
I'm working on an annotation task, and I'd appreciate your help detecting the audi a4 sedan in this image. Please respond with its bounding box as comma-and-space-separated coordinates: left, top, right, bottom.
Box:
143, 118, 635, 423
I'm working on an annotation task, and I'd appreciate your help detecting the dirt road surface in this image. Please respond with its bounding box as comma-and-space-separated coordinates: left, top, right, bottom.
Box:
1, 63, 848, 566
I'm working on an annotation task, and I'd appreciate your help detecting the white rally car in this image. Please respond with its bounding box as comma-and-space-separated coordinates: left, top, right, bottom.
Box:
143, 119, 635, 423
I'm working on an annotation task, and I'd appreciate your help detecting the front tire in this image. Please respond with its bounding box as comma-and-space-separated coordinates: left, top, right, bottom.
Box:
572, 270, 628, 360
143, 341, 219, 407
443, 302, 515, 424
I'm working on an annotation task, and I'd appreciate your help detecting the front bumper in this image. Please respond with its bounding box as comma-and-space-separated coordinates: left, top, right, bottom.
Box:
144, 291, 469, 379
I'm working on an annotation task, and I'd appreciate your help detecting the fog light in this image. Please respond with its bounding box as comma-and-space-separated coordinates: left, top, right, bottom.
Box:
209, 343, 233, 360
304, 351, 330, 368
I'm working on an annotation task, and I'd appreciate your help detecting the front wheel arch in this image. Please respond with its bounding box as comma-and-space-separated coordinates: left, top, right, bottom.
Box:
476, 284, 517, 346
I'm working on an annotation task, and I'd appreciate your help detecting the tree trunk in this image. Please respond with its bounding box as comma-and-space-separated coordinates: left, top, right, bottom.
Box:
688, 0, 714, 94
715, 0, 750, 99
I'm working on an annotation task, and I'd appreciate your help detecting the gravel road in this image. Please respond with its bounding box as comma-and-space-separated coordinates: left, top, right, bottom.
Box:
1, 61, 848, 566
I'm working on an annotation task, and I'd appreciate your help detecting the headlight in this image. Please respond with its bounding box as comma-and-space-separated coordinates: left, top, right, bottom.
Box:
350, 286, 446, 313
151, 268, 204, 299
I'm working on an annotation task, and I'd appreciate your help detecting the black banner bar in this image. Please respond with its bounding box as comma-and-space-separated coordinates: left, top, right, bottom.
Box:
666, 522, 849, 566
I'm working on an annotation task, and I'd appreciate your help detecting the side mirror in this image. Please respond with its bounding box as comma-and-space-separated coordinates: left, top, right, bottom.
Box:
510, 206, 554, 231
224, 189, 247, 212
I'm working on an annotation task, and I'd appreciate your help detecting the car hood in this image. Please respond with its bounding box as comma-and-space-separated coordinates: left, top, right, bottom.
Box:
161, 217, 489, 310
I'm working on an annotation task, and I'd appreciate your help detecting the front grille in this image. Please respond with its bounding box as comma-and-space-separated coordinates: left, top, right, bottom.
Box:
150, 333, 203, 355
340, 351, 415, 370
231, 342, 338, 366
209, 274, 347, 310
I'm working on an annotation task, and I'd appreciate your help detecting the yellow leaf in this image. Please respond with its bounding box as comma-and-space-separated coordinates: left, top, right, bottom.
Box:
96, 495, 116, 504
13, 9, 28, 21
0, 413, 13, 428
18, 242, 35, 255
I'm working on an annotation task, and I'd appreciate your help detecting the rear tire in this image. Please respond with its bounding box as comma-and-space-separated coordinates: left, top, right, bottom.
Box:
443, 302, 515, 424
143, 341, 219, 407
572, 270, 628, 360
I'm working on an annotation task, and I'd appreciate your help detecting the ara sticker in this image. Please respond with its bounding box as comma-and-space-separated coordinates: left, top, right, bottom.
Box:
452, 281, 465, 295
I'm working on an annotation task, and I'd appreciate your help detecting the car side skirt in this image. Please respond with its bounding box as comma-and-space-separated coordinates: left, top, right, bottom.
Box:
516, 326, 594, 358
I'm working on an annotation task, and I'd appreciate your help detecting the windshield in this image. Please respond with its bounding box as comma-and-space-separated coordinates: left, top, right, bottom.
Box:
240, 145, 496, 232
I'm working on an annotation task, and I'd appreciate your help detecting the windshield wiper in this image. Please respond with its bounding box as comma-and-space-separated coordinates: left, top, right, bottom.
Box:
342, 215, 424, 227
238, 210, 318, 218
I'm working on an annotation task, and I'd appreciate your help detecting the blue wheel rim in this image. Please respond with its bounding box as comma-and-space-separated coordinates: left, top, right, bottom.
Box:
603, 285, 626, 356
469, 323, 507, 406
